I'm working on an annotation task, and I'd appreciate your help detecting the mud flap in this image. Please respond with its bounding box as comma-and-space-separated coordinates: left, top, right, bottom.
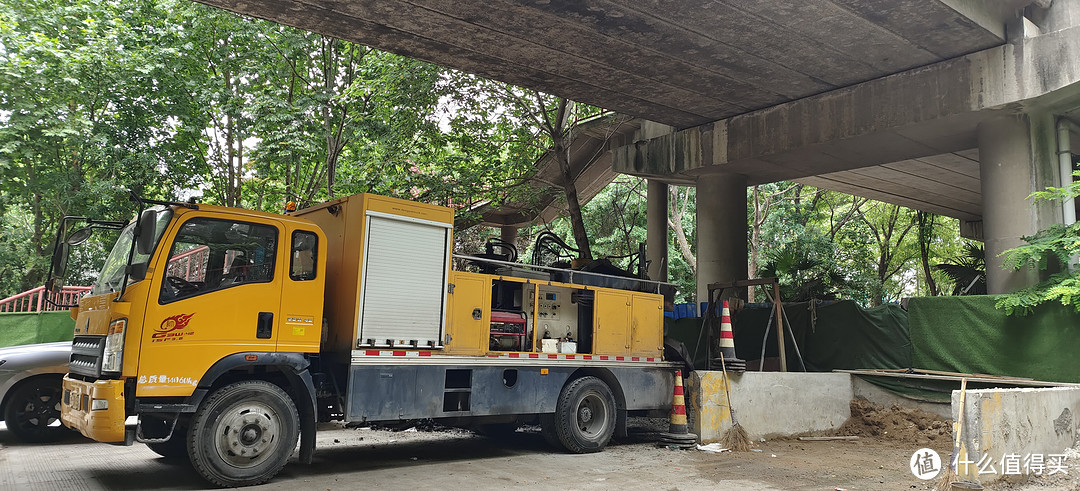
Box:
297, 370, 318, 464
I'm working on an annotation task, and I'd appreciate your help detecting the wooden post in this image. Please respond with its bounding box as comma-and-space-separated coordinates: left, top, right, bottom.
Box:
772, 281, 787, 372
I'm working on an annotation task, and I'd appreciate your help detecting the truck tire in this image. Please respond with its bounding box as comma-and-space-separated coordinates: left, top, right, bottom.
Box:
542, 376, 616, 453
3, 375, 70, 443
188, 380, 299, 487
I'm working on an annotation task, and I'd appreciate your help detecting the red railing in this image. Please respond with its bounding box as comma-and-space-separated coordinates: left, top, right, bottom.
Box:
166, 245, 210, 282
0, 286, 92, 313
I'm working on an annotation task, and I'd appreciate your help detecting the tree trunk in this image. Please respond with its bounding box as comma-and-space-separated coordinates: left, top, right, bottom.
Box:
667, 186, 696, 273
542, 97, 591, 261
749, 186, 762, 302
555, 143, 592, 261
917, 212, 939, 296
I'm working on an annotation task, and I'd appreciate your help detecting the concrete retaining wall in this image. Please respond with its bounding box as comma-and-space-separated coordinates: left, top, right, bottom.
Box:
685, 369, 1080, 478
687, 371, 853, 442
957, 387, 1080, 480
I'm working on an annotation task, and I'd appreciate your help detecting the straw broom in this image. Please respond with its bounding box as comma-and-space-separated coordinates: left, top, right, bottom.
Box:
719, 353, 751, 452
936, 377, 968, 490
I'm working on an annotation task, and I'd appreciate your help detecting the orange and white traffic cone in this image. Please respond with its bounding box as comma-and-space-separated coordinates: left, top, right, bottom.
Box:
658, 370, 697, 449
717, 300, 745, 372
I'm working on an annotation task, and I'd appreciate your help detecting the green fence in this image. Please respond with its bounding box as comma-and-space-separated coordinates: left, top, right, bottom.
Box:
666, 296, 1080, 402
0, 311, 76, 348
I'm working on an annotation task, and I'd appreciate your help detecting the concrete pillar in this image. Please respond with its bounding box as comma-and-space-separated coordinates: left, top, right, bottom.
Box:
500, 226, 518, 250
646, 179, 669, 282
978, 113, 1061, 293
695, 172, 748, 304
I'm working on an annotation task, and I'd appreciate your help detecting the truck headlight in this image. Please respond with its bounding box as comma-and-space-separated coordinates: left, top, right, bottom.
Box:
102, 318, 126, 374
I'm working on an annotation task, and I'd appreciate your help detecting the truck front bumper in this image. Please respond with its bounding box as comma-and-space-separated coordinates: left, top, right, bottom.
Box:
61, 376, 127, 443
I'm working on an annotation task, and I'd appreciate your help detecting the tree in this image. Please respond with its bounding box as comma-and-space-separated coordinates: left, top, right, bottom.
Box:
748, 183, 797, 301
915, 211, 940, 296
855, 202, 918, 306
995, 171, 1080, 315
0, 0, 205, 295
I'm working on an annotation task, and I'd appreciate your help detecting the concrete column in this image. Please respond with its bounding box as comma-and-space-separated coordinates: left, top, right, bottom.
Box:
646, 179, 669, 282
978, 113, 1061, 293
500, 226, 518, 250
695, 172, 748, 304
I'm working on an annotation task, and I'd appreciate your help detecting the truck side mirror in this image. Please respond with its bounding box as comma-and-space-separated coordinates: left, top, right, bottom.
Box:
136, 210, 156, 255
67, 227, 93, 245
48, 243, 70, 292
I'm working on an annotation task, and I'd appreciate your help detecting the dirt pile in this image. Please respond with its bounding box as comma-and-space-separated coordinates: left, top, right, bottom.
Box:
834, 398, 950, 445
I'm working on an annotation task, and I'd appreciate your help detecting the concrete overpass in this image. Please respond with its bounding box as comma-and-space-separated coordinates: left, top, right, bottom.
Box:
194, 0, 1080, 297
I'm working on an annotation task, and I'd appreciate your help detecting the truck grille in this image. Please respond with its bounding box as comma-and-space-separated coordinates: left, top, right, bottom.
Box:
69, 335, 106, 378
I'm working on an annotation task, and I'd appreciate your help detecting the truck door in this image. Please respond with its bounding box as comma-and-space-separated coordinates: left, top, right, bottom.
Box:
593, 290, 631, 356
138, 215, 285, 398
276, 228, 324, 353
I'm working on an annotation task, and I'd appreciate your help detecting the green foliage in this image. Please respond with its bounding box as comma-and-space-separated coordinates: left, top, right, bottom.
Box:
995, 170, 1080, 315
935, 243, 987, 295
0, 0, 204, 296
759, 234, 850, 302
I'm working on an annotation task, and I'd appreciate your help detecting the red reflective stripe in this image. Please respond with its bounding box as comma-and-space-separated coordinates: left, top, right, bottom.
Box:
599, 356, 609, 360
393, 351, 406, 356
365, 350, 380, 356
528, 353, 539, 358
720, 331, 734, 339
419, 351, 431, 357
548, 354, 557, 359
671, 405, 686, 415
583, 355, 592, 360
631, 357, 640, 361
566, 355, 575, 359
509, 353, 520, 358
721, 315, 731, 323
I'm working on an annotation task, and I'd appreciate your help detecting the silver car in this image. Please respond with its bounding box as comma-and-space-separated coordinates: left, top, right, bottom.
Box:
0, 341, 72, 442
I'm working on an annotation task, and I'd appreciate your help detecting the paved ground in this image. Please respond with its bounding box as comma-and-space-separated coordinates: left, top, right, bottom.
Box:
0, 421, 1077, 490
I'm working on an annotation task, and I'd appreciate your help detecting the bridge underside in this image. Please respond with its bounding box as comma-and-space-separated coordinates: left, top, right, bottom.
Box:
192, 0, 1079, 295
195, 0, 1011, 129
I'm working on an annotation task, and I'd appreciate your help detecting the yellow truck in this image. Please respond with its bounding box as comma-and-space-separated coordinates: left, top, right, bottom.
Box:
50, 193, 677, 487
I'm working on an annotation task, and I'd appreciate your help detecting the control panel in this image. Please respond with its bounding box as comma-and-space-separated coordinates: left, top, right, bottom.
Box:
530, 285, 579, 342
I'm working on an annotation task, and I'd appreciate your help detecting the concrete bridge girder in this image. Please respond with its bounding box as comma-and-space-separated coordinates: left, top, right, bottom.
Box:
620, 17, 1080, 296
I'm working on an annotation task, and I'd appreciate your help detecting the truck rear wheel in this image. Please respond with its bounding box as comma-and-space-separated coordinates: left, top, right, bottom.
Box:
542, 376, 616, 453
188, 380, 299, 487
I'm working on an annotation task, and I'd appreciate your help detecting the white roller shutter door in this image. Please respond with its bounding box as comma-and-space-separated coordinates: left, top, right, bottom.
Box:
358, 214, 449, 347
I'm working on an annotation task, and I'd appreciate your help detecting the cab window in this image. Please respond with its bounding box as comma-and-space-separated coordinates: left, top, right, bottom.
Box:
290, 231, 318, 281
160, 218, 278, 303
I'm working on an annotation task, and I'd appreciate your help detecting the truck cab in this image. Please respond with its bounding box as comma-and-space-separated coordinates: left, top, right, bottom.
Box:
59, 202, 327, 485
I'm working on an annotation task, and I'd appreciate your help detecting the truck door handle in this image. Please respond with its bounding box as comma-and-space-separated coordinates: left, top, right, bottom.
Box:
257, 312, 273, 339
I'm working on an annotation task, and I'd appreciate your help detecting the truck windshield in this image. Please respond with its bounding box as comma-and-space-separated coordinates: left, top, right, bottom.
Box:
91, 207, 173, 295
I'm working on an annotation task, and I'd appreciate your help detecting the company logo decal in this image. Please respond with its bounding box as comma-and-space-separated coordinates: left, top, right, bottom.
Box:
153, 313, 195, 342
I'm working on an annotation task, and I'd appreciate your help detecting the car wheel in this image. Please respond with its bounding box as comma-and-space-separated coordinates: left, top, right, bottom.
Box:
3, 375, 70, 443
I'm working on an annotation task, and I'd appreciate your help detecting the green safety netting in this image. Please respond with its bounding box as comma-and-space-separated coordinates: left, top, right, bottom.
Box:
908, 296, 1080, 384
665, 296, 1080, 403
0, 311, 76, 348
666, 300, 910, 372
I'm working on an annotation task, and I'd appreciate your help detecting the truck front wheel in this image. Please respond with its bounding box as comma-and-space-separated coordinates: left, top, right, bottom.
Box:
541, 376, 616, 453
188, 380, 299, 487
